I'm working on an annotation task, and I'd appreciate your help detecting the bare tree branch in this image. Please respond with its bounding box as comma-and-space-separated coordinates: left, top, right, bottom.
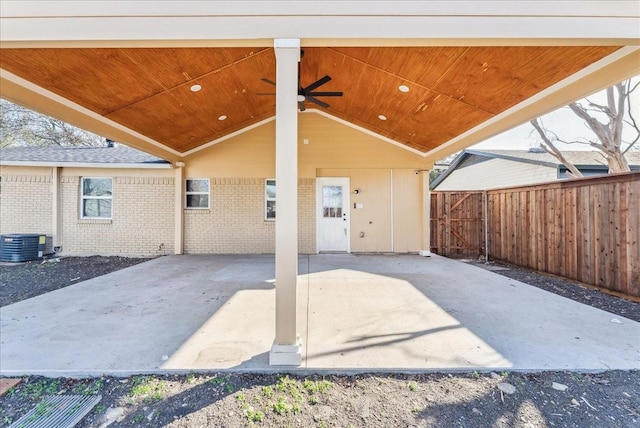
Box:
530, 118, 583, 178
622, 80, 640, 154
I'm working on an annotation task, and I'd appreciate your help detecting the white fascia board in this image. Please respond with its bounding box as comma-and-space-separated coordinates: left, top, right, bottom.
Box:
2, 17, 637, 44
2, 1, 638, 44
0, 161, 173, 169
2, 1, 638, 18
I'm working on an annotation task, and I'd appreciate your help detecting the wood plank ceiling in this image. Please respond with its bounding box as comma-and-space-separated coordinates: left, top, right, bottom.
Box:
0, 46, 620, 154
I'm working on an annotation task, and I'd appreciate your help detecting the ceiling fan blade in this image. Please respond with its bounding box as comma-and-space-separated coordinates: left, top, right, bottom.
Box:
304, 75, 331, 92
306, 95, 330, 109
307, 91, 343, 97
298, 100, 306, 111
261, 78, 277, 86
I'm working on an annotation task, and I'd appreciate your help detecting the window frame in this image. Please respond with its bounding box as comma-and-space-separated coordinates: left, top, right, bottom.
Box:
80, 177, 113, 219
185, 178, 210, 209
265, 178, 276, 221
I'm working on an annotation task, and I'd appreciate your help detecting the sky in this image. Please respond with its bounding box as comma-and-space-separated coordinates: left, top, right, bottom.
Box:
471, 75, 640, 151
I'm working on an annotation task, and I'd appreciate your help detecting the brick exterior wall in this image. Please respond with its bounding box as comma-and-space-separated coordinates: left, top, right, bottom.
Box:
2, 170, 316, 256
298, 178, 316, 253
0, 174, 52, 234
184, 178, 316, 254
60, 176, 174, 256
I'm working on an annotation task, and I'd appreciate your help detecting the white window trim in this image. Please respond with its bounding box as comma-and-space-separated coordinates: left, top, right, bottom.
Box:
80, 177, 113, 219
265, 178, 276, 221
185, 178, 210, 209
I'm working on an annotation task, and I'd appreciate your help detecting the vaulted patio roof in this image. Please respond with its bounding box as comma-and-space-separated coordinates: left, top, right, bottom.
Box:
1, 2, 639, 163
0, 45, 623, 156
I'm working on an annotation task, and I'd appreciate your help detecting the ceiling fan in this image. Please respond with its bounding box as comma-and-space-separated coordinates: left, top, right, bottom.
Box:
258, 50, 343, 111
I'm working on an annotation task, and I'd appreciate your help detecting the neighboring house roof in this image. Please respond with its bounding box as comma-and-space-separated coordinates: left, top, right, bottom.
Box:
430, 149, 640, 190
471, 149, 640, 167
0, 145, 172, 168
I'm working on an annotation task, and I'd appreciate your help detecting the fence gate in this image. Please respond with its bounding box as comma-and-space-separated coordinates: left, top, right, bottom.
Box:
430, 191, 485, 258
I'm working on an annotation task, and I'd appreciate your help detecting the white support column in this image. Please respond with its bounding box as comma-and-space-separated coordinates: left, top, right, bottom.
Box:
174, 162, 185, 255
51, 166, 62, 250
419, 169, 432, 257
270, 38, 302, 366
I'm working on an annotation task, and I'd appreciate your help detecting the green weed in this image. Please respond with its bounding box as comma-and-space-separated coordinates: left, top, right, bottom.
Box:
21, 379, 61, 399
73, 379, 105, 395
129, 377, 166, 403
35, 401, 50, 416
272, 397, 291, 415
245, 407, 265, 423
262, 385, 274, 398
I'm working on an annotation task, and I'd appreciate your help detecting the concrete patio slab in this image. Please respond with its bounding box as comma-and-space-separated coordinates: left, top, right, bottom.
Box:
0, 254, 638, 376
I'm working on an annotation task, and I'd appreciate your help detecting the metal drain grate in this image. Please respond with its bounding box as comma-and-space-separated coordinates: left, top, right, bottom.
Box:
9, 394, 102, 428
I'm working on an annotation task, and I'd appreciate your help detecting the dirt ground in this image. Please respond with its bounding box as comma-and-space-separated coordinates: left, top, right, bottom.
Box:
0, 255, 639, 427
1, 371, 638, 428
0, 256, 148, 307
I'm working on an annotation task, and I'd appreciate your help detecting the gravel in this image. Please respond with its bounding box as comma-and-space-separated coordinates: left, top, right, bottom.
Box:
1, 255, 638, 427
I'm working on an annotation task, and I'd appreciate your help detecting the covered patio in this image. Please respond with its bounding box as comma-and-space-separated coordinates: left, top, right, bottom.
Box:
1, 255, 638, 377
1, 2, 638, 366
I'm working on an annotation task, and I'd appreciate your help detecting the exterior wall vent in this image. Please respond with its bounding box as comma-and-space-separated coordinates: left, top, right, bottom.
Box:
0, 234, 53, 262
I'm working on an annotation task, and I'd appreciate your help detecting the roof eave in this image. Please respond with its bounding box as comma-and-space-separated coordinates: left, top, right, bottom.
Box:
0, 160, 173, 169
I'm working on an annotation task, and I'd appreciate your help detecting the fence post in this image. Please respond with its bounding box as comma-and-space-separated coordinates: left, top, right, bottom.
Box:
484, 190, 489, 264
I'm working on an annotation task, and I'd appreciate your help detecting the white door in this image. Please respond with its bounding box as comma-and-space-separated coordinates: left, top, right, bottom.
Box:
316, 178, 350, 252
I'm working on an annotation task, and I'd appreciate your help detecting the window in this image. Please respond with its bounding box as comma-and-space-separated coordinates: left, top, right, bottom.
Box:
265, 179, 276, 220
81, 177, 112, 219
185, 179, 210, 209
322, 185, 343, 218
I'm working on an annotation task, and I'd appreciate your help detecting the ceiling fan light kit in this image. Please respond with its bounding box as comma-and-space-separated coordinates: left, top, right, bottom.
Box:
259, 49, 343, 111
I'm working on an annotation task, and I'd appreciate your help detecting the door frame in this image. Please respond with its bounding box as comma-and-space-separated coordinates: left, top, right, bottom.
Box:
316, 177, 351, 253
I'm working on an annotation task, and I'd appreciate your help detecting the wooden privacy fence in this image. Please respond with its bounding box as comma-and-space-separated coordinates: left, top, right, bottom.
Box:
431, 172, 640, 297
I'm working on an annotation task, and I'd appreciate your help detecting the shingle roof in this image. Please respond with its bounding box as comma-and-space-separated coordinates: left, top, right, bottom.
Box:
0, 145, 170, 165
475, 149, 640, 166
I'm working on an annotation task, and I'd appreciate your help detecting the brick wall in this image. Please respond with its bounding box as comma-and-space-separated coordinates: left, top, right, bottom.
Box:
184, 178, 316, 254
2, 170, 317, 256
0, 174, 52, 234
60, 176, 174, 256
298, 178, 316, 253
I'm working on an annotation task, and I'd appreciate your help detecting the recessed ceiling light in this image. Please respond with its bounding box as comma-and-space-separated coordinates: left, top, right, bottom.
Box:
190, 84, 202, 92
218, 115, 227, 121
399, 85, 410, 93
378, 115, 387, 121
